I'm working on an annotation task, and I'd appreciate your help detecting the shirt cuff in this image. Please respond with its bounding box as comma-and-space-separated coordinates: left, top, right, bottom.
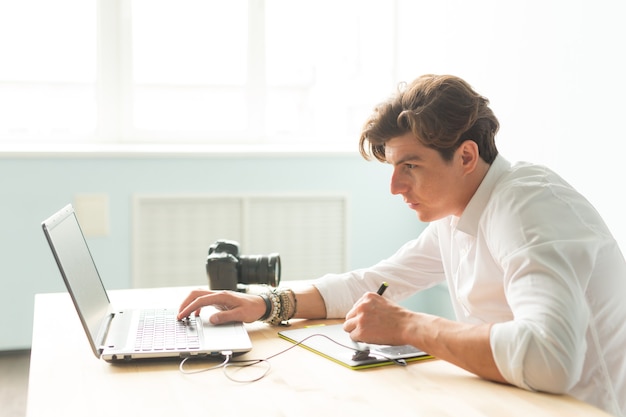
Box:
490, 321, 533, 391
312, 273, 360, 319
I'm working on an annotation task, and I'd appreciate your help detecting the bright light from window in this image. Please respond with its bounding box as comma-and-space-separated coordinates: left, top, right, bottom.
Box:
0, 0, 397, 147
0, 0, 97, 142
132, 0, 247, 84
131, 0, 248, 136
0, 0, 96, 82
264, 0, 396, 144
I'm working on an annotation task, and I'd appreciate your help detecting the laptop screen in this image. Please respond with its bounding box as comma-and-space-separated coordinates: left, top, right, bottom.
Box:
42, 205, 111, 354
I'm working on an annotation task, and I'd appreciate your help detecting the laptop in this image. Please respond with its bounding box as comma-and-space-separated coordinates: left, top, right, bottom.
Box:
41, 204, 252, 362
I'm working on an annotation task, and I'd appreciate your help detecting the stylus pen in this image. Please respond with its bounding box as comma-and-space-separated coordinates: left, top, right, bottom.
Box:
377, 282, 389, 296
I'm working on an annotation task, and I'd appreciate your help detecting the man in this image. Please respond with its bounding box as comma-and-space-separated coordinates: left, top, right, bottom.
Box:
178, 75, 626, 416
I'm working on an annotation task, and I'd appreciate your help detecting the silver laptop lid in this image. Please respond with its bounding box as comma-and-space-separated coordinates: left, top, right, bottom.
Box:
42, 204, 112, 357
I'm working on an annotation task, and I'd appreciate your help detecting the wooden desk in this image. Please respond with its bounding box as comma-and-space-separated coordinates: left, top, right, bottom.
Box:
27, 287, 610, 417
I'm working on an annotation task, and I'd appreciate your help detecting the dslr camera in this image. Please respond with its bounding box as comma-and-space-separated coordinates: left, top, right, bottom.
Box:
206, 239, 281, 291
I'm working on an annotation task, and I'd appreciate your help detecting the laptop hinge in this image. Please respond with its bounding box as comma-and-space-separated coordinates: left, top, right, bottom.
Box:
97, 312, 115, 352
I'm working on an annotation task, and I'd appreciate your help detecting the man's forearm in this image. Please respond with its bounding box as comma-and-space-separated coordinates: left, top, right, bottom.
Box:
406, 313, 507, 384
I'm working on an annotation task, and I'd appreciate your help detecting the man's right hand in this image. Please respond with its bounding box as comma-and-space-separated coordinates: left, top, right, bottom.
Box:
177, 289, 267, 324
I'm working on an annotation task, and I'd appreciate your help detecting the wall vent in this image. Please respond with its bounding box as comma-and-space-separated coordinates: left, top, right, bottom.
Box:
132, 194, 349, 288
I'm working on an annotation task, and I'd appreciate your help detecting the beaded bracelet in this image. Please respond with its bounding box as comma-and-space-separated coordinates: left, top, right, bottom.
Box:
261, 288, 297, 326
279, 289, 297, 321
263, 289, 283, 326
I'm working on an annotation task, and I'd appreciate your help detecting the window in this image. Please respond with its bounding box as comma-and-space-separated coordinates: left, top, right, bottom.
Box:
0, 0, 98, 144
1, 0, 397, 149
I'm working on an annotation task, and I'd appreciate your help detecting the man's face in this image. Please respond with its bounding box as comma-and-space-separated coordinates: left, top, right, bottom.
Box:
385, 132, 471, 222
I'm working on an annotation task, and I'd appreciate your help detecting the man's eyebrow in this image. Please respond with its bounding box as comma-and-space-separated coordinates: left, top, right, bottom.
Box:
389, 154, 424, 166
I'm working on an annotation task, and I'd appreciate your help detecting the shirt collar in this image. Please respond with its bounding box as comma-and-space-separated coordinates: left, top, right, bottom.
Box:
454, 154, 511, 236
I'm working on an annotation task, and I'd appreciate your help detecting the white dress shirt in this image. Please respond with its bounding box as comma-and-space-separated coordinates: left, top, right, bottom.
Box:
314, 155, 626, 416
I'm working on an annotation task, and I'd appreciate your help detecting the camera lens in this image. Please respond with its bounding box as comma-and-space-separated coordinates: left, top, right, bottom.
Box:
239, 253, 281, 287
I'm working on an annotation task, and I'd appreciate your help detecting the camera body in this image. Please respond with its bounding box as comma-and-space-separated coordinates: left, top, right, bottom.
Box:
206, 239, 281, 291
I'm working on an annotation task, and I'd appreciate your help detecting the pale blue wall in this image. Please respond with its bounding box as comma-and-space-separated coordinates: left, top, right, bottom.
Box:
0, 152, 452, 350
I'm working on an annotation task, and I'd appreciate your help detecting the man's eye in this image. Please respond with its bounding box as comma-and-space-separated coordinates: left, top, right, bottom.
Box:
405, 164, 416, 169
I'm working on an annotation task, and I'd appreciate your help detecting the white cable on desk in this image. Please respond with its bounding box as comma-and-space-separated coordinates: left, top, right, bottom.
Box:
179, 351, 232, 374
178, 333, 405, 383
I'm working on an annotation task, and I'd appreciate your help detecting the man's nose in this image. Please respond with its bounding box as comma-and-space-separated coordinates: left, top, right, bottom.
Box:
390, 169, 407, 195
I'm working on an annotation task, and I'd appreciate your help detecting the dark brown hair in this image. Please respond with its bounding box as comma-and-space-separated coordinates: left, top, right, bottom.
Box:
359, 74, 499, 163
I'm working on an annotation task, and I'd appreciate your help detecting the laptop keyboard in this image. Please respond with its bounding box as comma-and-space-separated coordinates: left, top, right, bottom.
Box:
134, 309, 200, 351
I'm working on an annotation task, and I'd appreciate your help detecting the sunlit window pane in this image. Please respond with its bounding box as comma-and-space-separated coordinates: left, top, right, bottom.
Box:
0, 84, 96, 141
133, 86, 247, 133
131, 0, 248, 138
132, 0, 247, 84
0, 0, 97, 143
0, 0, 96, 82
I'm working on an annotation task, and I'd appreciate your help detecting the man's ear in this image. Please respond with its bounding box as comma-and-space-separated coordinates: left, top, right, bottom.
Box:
458, 140, 480, 173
